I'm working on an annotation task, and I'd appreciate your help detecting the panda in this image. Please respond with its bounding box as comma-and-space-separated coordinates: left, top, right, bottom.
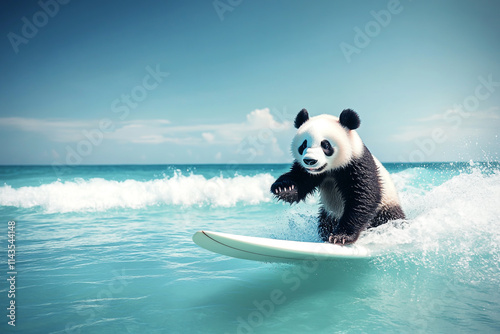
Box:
271, 108, 405, 245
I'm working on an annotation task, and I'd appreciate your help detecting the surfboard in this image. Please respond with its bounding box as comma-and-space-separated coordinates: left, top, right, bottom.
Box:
192, 230, 371, 263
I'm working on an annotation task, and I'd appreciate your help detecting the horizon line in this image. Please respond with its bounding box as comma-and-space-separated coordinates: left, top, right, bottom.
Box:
0, 161, 498, 167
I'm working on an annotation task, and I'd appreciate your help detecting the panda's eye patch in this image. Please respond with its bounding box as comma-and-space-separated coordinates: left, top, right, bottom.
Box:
321, 140, 334, 156
298, 140, 307, 155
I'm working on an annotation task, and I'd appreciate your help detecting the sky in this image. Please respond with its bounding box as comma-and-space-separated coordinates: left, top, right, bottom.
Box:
0, 0, 499, 165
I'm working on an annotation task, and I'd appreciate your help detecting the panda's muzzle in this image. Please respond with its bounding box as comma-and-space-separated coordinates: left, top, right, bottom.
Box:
302, 147, 326, 172
303, 158, 317, 166
306, 163, 327, 173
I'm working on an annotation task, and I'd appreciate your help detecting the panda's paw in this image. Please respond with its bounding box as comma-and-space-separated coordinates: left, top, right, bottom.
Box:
328, 232, 359, 245
271, 179, 298, 203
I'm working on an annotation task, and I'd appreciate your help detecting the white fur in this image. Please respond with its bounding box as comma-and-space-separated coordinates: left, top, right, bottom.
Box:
373, 157, 401, 207
292, 114, 363, 173
320, 177, 344, 219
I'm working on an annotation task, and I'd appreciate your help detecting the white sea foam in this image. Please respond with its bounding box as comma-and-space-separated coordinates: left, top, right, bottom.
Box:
358, 168, 500, 282
0, 173, 276, 213
362, 169, 500, 242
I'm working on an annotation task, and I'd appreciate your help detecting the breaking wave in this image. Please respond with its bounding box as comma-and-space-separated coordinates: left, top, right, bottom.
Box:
0, 173, 276, 213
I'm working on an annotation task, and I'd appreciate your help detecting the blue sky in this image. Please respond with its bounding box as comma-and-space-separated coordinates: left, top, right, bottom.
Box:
1, 0, 499, 165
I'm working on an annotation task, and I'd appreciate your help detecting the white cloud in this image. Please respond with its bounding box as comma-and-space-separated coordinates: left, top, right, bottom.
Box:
391, 107, 500, 162
130, 134, 169, 144
392, 108, 500, 143
0, 108, 295, 163
246, 108, 289, 130
0, 117, 97, 142
0, 117, 173, 143
108, 108, 292, 149
202, 132, 215, 142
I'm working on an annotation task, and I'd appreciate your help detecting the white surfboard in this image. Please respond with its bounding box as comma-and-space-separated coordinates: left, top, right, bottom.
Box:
192, 230, 371, 263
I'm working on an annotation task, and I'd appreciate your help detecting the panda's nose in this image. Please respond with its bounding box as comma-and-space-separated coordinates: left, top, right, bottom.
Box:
303, 158, 317, 166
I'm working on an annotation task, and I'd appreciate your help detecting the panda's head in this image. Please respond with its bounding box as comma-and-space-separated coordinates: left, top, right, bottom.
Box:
292, 108, 364, 174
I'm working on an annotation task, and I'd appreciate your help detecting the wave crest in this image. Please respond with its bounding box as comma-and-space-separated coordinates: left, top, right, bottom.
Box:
0, 173, 276, 213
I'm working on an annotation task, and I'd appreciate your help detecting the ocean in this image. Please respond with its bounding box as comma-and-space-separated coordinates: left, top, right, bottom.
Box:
0, 162, 499, 333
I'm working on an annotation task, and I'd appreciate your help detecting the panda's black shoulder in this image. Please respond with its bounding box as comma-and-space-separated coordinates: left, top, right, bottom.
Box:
356, 145, 377, 170
329, 146, 379, 187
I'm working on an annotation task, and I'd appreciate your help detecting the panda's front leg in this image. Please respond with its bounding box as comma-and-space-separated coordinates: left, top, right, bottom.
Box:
328, 213, 370, 245
271, 175, 299, 204
271, 162, 322, 204
318, 209, 361, 245
318, 208, 337, 241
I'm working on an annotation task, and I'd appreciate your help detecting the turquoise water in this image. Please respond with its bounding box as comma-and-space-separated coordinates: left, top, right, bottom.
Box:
1, 162, 499, 333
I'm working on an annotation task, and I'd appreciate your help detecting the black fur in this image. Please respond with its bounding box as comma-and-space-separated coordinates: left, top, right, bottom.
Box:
371, 204, 406, 228
294, 109, 309, 129
271, 145, 405, 245
339, 109, 360, 130
298, 140, 307, 155
321, 140, 334, 156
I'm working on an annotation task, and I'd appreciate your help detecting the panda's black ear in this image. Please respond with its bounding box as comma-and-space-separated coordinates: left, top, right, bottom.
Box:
295, 109, 309, 129
339, 109, 360, 130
